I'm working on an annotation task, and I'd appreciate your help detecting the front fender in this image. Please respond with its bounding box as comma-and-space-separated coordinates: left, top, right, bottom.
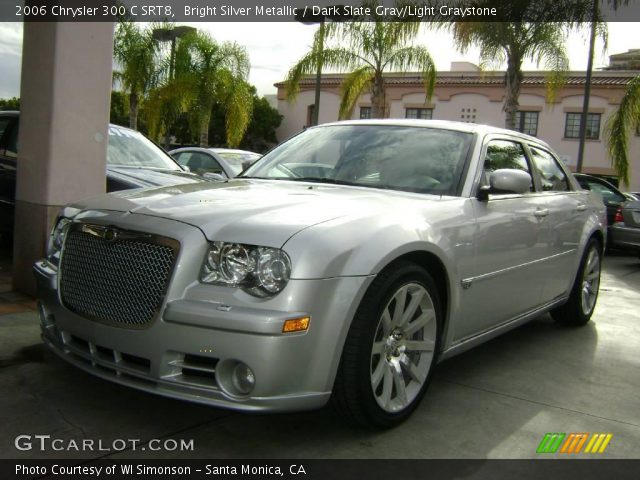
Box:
283, 211, 461, 280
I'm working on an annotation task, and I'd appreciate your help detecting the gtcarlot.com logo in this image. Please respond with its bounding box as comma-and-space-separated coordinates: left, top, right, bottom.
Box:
537, 432, 613, 454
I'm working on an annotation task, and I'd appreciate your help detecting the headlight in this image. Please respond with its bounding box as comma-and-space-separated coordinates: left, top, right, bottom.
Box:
46, 217, 71, 265
201, 242, 291, 296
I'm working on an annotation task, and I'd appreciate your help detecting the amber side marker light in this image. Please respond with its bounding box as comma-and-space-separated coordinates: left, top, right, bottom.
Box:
282, 316, 310, 333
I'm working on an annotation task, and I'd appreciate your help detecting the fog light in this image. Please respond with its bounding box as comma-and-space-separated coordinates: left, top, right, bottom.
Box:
232, 363, 255, 396
282, 316, 310, 333
216, 359, 256, 398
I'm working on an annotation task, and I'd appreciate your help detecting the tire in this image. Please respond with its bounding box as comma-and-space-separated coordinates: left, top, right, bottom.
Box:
551, 238, 602, 326
331, 261, 442, 428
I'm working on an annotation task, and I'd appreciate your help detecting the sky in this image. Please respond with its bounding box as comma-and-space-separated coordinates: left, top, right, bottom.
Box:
0, 21, 639, 99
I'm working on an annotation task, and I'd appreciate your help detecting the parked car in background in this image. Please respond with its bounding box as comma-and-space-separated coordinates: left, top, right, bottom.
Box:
573, 173, 629, 228
170, 147, 262, 179
0, 111, 205, 242
611, 201, 640, 255
35, 120, 605, 428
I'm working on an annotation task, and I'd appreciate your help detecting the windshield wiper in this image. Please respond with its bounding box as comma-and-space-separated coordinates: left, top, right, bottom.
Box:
287, 177, 360, 186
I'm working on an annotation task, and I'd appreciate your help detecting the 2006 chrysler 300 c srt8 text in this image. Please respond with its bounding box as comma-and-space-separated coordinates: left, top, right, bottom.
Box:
35, 120, 606, 428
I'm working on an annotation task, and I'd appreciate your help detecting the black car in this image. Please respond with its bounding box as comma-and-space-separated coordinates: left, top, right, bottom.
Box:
0, 111, 205, 242
573, 173, 630, 228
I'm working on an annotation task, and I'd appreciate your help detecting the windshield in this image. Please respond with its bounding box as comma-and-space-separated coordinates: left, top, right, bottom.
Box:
243, 125, 473, 195
107, 125, 182, 170
216, 151, 262, 175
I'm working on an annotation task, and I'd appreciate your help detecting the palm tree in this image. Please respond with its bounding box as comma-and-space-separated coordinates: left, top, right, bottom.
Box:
176, 32, 253, 147
606, 76, 640, 187
112, 22, 157, 130
147, 31, 253, 148
441, 0, 596, 130
285, 2, 436, 119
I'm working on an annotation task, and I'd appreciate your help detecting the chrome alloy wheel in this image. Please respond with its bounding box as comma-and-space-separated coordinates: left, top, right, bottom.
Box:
370, 283, 437, 413
581, 246, 601, 316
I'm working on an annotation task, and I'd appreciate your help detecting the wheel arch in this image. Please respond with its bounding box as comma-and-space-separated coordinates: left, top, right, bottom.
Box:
591, 229, 605, 253
364, 248, 453, 355
391, 251, 450, 340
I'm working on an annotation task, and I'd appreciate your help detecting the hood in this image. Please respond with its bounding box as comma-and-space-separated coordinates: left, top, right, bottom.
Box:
71, 179, 441, 247
106, 166, 205, 188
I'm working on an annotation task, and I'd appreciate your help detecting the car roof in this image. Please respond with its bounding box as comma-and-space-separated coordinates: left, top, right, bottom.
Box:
209, 148, 260, 155
573, 173, 617, 185
316, 119, 550, 148
573, 173, 624, 191
169, 147, 260, 156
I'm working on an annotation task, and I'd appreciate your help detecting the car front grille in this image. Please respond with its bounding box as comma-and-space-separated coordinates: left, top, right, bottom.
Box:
59, 224, 179, 328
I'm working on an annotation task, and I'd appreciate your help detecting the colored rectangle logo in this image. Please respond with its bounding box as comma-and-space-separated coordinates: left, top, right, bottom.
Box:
537, 433, 612, 454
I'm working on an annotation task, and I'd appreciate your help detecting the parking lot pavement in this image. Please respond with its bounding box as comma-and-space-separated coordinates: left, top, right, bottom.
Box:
1, 253, 638, 460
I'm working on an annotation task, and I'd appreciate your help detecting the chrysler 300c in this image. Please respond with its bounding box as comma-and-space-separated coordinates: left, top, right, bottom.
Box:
35, 120, 606, 428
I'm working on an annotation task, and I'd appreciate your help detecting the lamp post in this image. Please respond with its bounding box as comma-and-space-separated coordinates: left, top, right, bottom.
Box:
576, 0, 599, 174
152, 25, 196, 149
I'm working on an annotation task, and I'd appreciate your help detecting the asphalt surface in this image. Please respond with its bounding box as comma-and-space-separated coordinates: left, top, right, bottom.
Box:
0, 252, 638, 460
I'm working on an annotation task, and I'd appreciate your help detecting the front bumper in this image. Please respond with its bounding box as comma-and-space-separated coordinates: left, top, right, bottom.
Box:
34, 214, 372, 413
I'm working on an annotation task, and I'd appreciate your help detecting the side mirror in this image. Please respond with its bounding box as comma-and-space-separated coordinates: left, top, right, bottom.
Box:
203, 172, 226, 182
478, 169, 532, 201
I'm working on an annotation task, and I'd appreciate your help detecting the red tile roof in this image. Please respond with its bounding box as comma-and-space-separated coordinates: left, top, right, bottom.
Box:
275, 71, 638, 88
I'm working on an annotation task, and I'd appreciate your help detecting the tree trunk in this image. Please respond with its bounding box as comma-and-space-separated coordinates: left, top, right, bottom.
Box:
371, 72, 386, 118
163, 127, 172, 150
199, 113, 211, 147
503, 56, 523, 130
128, 92, 138, 130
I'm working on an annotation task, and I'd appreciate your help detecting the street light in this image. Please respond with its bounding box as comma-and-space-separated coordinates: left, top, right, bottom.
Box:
576, 0, 599, 174
152, 25, 196, 148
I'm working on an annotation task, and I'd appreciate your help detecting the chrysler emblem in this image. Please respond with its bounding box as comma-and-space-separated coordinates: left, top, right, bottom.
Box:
81, 224, 152, 242
104, 228, 118, 242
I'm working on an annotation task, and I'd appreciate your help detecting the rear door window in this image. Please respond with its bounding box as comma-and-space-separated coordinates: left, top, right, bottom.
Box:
529, 147, 569, 192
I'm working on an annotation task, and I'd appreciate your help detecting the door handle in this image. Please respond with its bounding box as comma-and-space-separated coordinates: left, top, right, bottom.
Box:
577, 204, 587, 212
534, 208, 549, 218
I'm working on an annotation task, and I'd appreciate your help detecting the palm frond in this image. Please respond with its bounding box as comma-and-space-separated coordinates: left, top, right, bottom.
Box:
223, 78, 254, 147
285, 48, 368, 101
338, 66, 374, 119
383, 46, 436, 100
606, 75, 640, 187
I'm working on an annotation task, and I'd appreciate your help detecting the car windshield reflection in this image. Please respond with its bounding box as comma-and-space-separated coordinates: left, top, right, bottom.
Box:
243, 125, 473, 195
107, 125, 181, 171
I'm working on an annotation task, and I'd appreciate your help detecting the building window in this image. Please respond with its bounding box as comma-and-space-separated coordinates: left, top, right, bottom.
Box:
514, 111, 539, 136
405, 108, 433, 119
565, 112, 601, 139
360, 107, 371, 119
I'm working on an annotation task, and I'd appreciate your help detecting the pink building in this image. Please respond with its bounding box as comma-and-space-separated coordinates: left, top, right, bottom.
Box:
275, 63, 640, 191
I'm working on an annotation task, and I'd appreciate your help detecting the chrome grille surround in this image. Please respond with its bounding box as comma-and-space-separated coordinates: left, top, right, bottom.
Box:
59, 223, 179, 329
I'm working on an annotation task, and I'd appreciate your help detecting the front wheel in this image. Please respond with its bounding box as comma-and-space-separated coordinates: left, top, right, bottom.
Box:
332, 261, 441, 428
551, 238, 602, 326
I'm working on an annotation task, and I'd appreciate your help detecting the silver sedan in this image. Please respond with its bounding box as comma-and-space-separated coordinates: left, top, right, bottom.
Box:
34, 120, 606, 428
169, 147, 261, 179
